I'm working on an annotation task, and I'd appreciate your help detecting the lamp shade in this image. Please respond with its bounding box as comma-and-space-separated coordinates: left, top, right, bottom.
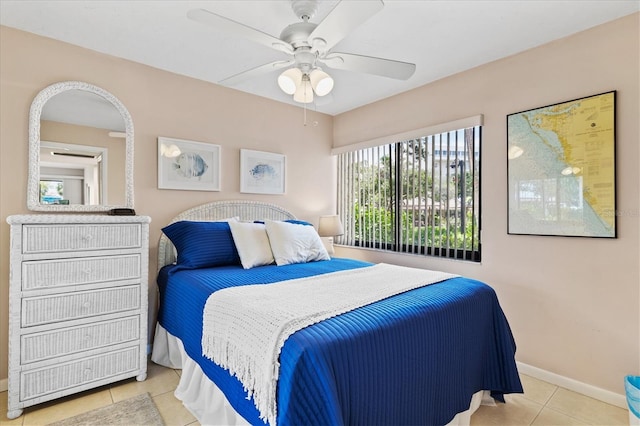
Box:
278, 67, 303, 95
309, 68, 334, 96
293, 75, 314, 104
318, 215, 344, 237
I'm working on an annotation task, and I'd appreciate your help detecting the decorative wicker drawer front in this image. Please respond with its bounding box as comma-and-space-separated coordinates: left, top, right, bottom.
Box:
21, 285, 141, 327
22, 224, 142, 254
21, 316, 140, 364
20, 346, 140, 401
22, 254, 141, 290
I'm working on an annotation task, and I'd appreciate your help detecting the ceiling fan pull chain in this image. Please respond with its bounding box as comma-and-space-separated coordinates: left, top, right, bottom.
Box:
303, 100, 307, 126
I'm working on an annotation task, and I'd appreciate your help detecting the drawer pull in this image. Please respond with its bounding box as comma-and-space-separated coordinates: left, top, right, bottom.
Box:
82, 234, 93, 241
82, 269, 92, 275
83, 368, 92, 377
82, 302, 91, 309
84, 334, 92, 341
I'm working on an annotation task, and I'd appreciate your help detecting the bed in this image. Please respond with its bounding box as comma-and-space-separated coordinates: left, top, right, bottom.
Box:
151, 200, 523, 426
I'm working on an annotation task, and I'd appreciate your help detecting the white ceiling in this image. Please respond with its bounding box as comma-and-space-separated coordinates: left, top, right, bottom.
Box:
1, 0, 638, 116
42, 89, 126, 131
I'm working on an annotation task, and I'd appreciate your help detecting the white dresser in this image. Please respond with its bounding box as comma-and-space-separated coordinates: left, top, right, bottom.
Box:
5, 214, 151, 419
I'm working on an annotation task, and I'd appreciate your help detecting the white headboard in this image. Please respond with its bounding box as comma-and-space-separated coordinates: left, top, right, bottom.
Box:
157, 200, 296, 271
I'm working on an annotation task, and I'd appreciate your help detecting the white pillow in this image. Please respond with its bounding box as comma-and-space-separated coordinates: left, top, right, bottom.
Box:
265, 220, 330, 266
228, 221, 274, 269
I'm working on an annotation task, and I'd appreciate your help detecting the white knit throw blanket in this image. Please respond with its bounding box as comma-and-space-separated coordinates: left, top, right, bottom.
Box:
201, 263, 458, 426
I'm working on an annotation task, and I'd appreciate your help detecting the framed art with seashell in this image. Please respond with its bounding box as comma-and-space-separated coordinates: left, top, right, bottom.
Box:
240, 149, 286, 195
157, 136, 221, 191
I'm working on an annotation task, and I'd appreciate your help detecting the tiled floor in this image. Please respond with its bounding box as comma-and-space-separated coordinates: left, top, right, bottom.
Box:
471, 374, 629, 425
0, 360, 630, 426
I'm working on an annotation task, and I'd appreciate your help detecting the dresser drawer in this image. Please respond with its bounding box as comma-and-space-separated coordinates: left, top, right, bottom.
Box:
22, 224, 142, 254
22, 254, 141, 291
21, 316, 140, 364
20, 346, 140, 402
22, 285, 140, 327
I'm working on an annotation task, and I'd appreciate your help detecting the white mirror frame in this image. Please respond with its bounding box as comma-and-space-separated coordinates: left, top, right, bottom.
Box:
28, 81, 134, 212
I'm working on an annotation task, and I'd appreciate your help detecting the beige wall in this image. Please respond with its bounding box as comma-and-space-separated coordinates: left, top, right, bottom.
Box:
1, 13, 638, 400
0, 26, 334, 382
334, 13, 640, 397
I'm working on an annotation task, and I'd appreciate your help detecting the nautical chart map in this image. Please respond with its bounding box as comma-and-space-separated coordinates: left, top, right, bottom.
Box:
507, 92, 615, 237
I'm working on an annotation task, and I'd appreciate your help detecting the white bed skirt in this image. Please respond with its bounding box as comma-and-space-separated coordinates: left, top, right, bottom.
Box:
151, 323, 489, 426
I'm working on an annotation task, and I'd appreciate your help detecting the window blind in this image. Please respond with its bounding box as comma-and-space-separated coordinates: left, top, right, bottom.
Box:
336, 123, 481, 262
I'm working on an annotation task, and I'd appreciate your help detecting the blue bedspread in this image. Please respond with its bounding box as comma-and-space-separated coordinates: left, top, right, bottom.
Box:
157, 258, 522, 425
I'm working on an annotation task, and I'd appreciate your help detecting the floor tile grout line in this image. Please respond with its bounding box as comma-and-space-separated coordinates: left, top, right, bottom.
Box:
516, 379, 559, 407
540, 405, 594, 425
152, 388, 178, 400
528, 406, 544, 425
544, 385, 560, 406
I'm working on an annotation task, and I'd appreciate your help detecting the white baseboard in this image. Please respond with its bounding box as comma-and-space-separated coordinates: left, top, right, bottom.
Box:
517, 361, 627, 409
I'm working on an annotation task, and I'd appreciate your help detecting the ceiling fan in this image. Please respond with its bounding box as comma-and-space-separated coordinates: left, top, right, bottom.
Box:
187, 0, 416, 104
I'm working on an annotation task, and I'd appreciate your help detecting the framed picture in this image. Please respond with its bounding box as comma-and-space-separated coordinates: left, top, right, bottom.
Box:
158, 137, 221, 191
507, 91, 616, 238
240, 149, 285, 195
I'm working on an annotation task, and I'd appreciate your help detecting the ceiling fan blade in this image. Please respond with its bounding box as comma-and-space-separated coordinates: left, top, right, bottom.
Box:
309, 0, 384, 52
323, 52, 416, 80
220, 60, 294, 86
188, 9, 293, 54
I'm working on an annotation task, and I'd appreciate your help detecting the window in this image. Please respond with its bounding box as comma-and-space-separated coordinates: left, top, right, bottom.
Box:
336, 124, 481, 262
39, 180, 64, 204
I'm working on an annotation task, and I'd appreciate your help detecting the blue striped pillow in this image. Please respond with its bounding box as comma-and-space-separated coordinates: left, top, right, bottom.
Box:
162, 221, 240, 269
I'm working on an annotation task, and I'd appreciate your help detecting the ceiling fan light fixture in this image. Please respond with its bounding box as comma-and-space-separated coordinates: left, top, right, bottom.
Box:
277, 67, 303, 95
293, 74, 314, 103
309, 68, 334, 96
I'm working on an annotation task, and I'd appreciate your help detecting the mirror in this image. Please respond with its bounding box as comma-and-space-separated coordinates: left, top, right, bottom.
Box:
28, 81, 134, 212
